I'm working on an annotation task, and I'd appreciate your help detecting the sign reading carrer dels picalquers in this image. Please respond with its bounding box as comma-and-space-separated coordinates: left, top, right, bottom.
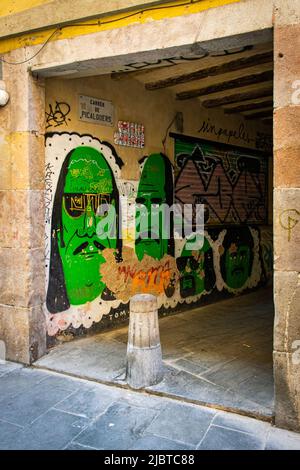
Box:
78, 95, 114, 126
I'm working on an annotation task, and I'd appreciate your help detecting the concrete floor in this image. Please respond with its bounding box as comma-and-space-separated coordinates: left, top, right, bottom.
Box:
36, 287, 274, 420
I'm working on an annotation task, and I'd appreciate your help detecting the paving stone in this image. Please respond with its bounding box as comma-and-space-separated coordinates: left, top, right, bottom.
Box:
219, 388, 273, 418
198, 424, 265, 450
10, 409, 88, 450
132, 434, 194, 450
0, 367, 56, 403
149, 369, 193, 397
169, 358, 208, 375
36, 339, 126, 382
145, 402, 216, 446
265, 427, 300, 450
65, 441, 96, 450
149, 368, 263, 415
0, 419, 23, 449
183, 350, 238, 371
119, 391, 166, 410
38, 371, 83, 392
0, 378, 74, 426
236, 374, 274, 409
74, 402, 158, 450
200, 359, 262, 389
213, 411, 270, 438
0, 361, 23, 377
54, 384, 121, 418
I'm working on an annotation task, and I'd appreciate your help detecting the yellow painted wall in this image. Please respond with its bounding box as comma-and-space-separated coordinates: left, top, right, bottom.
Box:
0, 0, 241, 54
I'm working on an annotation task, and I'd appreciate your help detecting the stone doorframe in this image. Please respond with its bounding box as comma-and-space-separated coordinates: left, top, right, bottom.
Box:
0, 0, 299, 431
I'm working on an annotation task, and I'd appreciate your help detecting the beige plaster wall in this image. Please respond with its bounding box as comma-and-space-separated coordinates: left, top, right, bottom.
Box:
45, 73, 271, 180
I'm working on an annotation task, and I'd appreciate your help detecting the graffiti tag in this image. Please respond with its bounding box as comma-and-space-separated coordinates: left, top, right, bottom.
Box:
198, 119, 254, 146
279, 209, 300, 242
111, 46, 254, 74
46, 101, 71, 128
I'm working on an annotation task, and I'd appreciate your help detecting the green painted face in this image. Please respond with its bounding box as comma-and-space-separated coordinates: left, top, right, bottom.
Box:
179, 237, 211, 295
135, 154, 169, 261
225, 244, 251, 289
58, 146, 116, 305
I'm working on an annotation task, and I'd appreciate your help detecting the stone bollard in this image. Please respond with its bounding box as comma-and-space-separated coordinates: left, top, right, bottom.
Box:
126, 294, 164, 389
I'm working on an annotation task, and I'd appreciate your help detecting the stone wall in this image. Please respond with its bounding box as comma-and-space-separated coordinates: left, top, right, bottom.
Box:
0, 50, 46, 363
273, 0, 300, 431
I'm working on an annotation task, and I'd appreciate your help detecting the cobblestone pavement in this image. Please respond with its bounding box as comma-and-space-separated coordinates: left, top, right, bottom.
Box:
0, 361, 300, 450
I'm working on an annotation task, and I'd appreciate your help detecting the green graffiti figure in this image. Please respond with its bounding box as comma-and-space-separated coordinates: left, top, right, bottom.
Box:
224, 244, 251, 289
177, 236, 215, 298
57, 147, 116, 305
135, 153, 171, 261
220, 227, 254, 290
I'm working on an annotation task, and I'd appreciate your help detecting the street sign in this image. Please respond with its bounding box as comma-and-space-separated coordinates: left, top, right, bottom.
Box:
78, 95, 114, 126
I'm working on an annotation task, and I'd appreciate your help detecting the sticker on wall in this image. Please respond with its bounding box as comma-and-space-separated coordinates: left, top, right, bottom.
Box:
114, 121, 145, 148
78, 95, 114, 126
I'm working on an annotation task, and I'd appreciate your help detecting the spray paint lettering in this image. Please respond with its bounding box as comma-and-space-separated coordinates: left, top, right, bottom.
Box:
46, 102, 71, 128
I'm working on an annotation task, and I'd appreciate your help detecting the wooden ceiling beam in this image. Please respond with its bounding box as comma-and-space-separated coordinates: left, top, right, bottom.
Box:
202, 87, 273, 108
145, 51, 273, 91
224, 99, 273, 114
176, 70, 273, 100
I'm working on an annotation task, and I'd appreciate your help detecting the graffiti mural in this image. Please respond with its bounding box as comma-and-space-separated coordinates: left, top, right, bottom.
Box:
174, 134, 268, 226
45, 133, 124, 335
177, 234, 216, 298
213, 226, 261, 293
260, 226, 273, 282
101, 247, 178, 303
45, 133, 271, 339
46, 145, 121, 312
135, 153, 174, 261
220, 227, 254, 289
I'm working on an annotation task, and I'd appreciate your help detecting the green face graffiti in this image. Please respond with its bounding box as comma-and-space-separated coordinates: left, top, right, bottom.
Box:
135, 154, 169, 261
178, 237, 211, 297
225, 243, 251, 289
57, 147, 116, 305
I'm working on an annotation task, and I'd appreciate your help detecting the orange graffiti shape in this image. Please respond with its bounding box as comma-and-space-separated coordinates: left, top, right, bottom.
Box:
132, 262, 172, 295
100, 246, 178, 302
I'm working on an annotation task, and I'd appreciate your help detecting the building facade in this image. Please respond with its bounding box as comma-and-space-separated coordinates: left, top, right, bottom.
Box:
0, 0, 299, 431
